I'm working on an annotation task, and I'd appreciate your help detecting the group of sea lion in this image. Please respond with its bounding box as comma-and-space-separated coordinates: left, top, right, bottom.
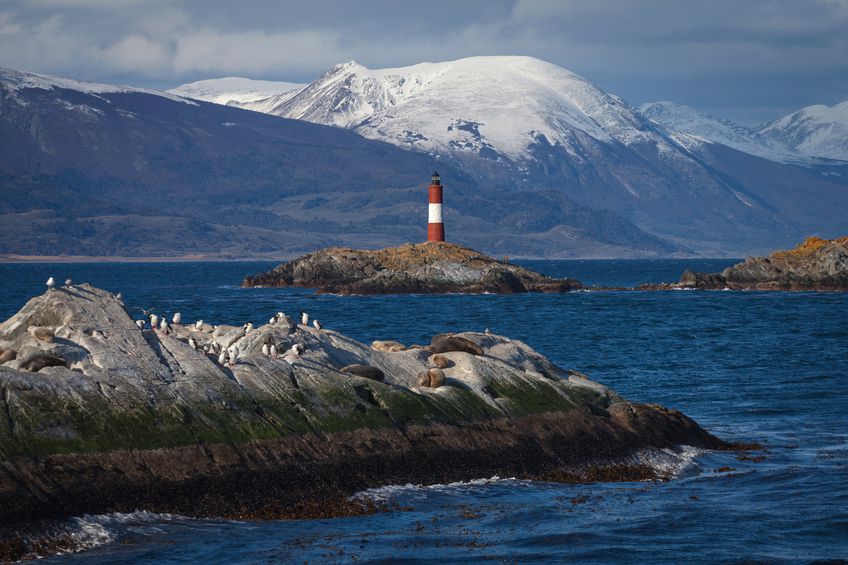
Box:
368, 333, 485, 389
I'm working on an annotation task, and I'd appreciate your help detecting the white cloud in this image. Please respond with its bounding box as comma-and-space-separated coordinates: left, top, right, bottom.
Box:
172, 28, 345, 74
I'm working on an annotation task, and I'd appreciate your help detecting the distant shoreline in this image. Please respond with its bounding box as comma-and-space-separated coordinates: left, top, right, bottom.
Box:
0, 253, 731, 264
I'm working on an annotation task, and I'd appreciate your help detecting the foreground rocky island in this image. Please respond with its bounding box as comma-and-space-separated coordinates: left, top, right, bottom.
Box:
646, 236, 848, 291
242, 241, 582, 294
0, 284, 729, 559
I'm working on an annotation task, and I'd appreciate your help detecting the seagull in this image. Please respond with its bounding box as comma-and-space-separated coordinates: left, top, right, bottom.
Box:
313, 319, 322, 331
46, 277, 55, 290
227, 346, 238, 367
188, 337, 197, 350
218, 351, 227, 366
172, 312, 182, 325
195, 320, 204, 331
135, 320, 145, 330
159, 318, 170, 334
149, 314, 160, 330
244, 322, 254, 334
64, 278, 73, 287
269, 344, 277, 358
283, 343, 303, 363
262, 343, 270, 356
301, 311, 309, 326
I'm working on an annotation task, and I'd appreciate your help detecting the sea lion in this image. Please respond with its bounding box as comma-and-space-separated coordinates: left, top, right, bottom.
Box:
417, 370, 430, 387
431, 354, 451, 369
341, 364, 385, 382
372, 340, 406, 352
427, 367, 446, 388
0, 348, 17, 364
27, 326, 54, 342
429, 334, 483, 355
21, 354, 65, 372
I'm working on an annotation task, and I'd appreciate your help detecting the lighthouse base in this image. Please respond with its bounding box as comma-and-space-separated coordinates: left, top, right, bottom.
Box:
427, 223, 445, 242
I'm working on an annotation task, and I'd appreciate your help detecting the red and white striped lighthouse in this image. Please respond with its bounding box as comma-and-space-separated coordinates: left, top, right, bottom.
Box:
427, 172, 445, 242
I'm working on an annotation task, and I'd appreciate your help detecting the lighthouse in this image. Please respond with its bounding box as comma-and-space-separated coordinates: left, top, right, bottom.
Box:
427, 172, 445, 242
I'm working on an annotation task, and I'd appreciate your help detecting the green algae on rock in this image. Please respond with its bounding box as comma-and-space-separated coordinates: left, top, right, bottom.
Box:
0, 284, 725, 544
242, 241, 582, 294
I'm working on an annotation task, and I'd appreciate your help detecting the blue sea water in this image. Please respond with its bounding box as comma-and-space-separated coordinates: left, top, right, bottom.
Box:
0, 259, 846, 564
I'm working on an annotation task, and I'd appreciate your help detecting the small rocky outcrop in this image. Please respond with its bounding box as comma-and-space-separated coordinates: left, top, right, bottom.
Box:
645, 236, 848, 291
242, 242, 582, 294
0, 284, 727, 559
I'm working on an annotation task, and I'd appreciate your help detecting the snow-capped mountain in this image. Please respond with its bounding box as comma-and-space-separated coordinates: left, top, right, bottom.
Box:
639, 101, 802, 163
757, 101, 848, 162
168, 77, 305, 105
259, 56, 681, 160
233, 55, 848, 255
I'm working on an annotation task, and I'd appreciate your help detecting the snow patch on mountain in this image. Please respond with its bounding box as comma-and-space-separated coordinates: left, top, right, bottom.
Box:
260, 56, 684, 161
0, 67, 196, 105
168, 77, 305, 105
757, 101, 848, 162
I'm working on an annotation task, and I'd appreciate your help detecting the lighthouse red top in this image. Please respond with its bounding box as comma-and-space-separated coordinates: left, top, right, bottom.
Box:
427, 172, 445, 242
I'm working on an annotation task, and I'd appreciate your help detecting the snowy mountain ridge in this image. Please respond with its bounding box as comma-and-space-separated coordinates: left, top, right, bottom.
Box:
0, 67, 195, 105
168, 76, 305, 105
639, 101, 803, 163
757, 101, 848, 162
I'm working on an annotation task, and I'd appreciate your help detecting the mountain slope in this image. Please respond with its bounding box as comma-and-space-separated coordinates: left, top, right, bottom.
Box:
0, 67, 676, 258
248, 56, 848, 256
757, 101, 848, 162
169, 76, 305, 105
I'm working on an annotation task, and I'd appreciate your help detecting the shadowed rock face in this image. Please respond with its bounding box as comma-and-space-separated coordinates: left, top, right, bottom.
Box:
242, 242, 583, 294
0, 284, 724, 555
667, 236, 848, 291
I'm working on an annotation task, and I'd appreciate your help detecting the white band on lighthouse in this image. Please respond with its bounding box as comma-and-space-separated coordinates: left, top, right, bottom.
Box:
428, 203, 443, 223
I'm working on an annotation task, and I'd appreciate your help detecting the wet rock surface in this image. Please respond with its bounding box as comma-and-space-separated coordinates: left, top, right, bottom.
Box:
242, 242, 583, 294
0, 284, 726, 558
641, 236, 848, 291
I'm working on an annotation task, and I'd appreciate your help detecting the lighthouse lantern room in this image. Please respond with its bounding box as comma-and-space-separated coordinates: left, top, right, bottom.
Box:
427, 172, 445, 242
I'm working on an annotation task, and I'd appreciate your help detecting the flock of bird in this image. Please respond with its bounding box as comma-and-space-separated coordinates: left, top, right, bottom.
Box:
46, 276, 319, 369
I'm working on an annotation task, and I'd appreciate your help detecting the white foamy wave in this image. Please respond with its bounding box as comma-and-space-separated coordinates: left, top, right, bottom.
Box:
628, 445, 707, 479
351, 475, 521, 503
54, 510, 186, 555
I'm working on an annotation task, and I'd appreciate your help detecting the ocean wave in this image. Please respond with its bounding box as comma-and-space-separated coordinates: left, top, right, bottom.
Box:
350, 475, 522, 503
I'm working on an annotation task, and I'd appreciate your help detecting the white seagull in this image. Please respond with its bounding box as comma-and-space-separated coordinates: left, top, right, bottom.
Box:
46, 277, 55, 290
313, 319, 322, 331
301, 311, 309, 326
172, 312, 182, 325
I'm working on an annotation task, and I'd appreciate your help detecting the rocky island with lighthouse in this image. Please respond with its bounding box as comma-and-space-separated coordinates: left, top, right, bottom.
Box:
243, 174, 583, 294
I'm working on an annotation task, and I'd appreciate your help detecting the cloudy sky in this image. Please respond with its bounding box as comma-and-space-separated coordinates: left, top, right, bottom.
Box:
1, 0, 846, 125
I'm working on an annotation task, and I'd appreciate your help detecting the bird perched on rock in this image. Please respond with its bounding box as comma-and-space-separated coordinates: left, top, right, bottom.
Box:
244, 322, 254, 334
313, 319, 322, 331
149, 314, 159, 330
172, 312, 182, 325
159, 318, 170, 334
227, 346, 238, 367
269, 344, 277, 358
194, 320, 204, 331
64, 278, 73, 287
188, 337, 197, 350
46, 277, 55, 290
282, 343, 303, 363
217, 351, 227, 365
262, 343, 270, 356
135, 320, 145, 330
301, 311, 309, 326
115, 292, 122, 301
